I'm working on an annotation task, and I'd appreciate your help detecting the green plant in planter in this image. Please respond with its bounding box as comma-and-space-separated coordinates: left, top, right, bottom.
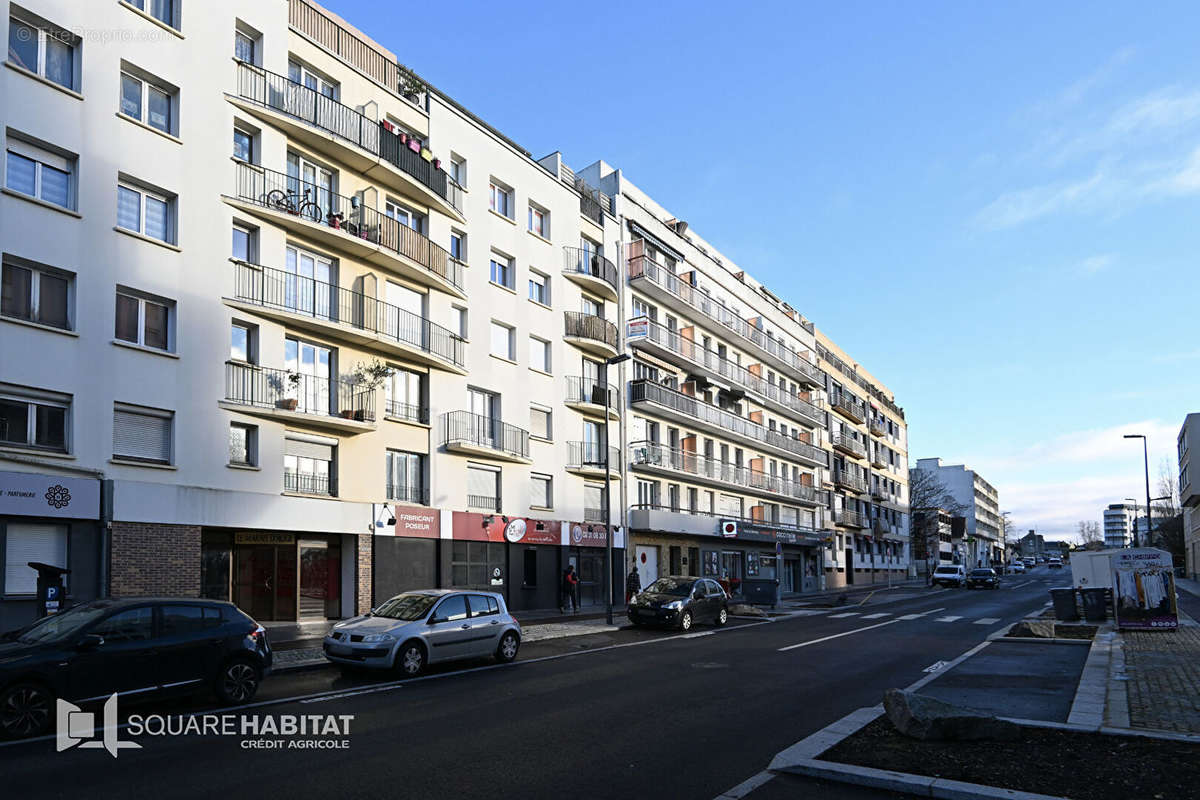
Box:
348, 358, 392, 420
398, 70, 427, 101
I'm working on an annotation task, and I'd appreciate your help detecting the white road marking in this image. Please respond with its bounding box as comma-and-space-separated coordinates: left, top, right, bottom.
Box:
897, 607, 945, 621
861, 612, 891, 619
974, 617, 1001, 625
923, 660, 949, 673
778, 618, 903, 651
1009, 580, 1035, 589
934, 616, 963, 623
828, 612, 861, 618
680, 631, 714, 639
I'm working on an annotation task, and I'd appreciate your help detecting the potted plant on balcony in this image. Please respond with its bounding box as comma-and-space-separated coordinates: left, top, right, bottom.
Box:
398, 71, 426, 104
346, 358, 392, 421
272, 371, 302, 411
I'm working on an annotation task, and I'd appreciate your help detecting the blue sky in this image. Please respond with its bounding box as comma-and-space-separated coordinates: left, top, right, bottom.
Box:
323, 0, 1199, 540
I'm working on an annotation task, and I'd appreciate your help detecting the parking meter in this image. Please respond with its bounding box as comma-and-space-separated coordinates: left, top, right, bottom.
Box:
28, 562, 70, 617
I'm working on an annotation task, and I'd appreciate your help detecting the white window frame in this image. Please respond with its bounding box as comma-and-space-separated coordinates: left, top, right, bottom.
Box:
119, 69, 175, 135
112, 403, 173, 465
449, 229, 466, 262
490, 321, 515, 361
7, 13, 77, 90
233, 125, 256, 164
530, 473, 553, 510
0, 389, 69, 452
489, 253, 514, 289
126, 0, 179, 30
529, 336, 551, 374
288, 59, 339, 99
528, 203, 549, 238
449, 155, 466, 188
117, 180, 175, 243
5, 138, 73, 209
529, 404, 552, 441
115, 289, 173, 351
450, 305, 468, 339
0, 256, 72, 330
229, 422, 256, 466
489, 180, 513, 219
528, 269, 549, 305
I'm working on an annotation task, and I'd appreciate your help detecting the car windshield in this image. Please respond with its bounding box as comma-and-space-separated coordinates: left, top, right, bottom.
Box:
934, 567, 958, 574
17, 602, 117, 644
971, 570, 994, 576
372, 593, 438, 621
644, 578, 695, 596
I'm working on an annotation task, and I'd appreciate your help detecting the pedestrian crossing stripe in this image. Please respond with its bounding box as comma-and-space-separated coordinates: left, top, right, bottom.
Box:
973, 617, 1001, 625
934, 616, 963, 622
828, 612, 860, 618
861, 613, 891, 619
897, 613, 924, 620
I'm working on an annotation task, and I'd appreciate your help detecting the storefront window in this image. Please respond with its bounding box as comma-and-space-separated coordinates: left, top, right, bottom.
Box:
200, 531, 232, 601
451, 541, 505, 589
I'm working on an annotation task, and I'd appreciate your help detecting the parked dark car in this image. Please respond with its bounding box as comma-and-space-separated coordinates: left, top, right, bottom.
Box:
965, 568, 1000, 590
0, 597, 272, 739
627, 576, 729, 631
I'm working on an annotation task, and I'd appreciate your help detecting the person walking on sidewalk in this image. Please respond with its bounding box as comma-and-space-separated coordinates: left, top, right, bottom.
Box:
562, 565, 580, 613
626, 565, 641, 603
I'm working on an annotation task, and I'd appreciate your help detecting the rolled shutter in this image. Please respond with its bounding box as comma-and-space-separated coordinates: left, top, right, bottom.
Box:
113, 409, 171, 462
467, 465, 496, 497
284, 437, 333, 461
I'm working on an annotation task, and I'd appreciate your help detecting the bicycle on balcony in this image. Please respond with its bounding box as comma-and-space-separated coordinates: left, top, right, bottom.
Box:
263, 186, 324, 223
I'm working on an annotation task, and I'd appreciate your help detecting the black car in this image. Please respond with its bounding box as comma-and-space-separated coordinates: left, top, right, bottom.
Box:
628, 576, 729, 631
965, 568, 1000, 590
0, 597, 272, 739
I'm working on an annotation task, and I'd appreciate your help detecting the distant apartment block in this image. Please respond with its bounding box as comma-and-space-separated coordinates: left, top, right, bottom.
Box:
911, 458, 1003, 568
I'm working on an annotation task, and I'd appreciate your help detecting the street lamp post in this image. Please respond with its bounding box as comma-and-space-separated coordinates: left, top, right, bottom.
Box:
601, 352, 630, 626
1123, 434, 1152, 548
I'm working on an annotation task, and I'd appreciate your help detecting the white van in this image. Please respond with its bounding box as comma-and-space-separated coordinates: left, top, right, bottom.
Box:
932, 564, 967, 587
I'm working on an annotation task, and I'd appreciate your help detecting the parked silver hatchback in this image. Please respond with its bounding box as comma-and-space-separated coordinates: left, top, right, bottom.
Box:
322, 590, 521, 676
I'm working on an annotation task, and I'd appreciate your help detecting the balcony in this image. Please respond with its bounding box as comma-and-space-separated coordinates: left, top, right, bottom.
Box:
229, 61, 464, 220
629, 380, 828, 468
222, 361, 375, 433
871, 449, 890, 469
563, 376, 619, 420
441, 411, 531, 463
831, 469, 868, 494
562, 247, 618, 302
627, 255, 823, 387
629, 441, 825, 507
628, 504, 823, 544
872, 518, 890, 537
563, 312, 619, 359
627, 317, 825, 429
565, 442, 621, 480
583, 507, 607, 523
834, 508, 869, 529
227, 262, 466, 373
285, 470, 337, 498
831, 392, 867, 424
226, 163, 466, 299
830, 431, 867, 460
869, 418, 888, 438
384, 400, 429, 425
870, 485, 888, 502
386, 484, 429, 505
468, 494, 501, 512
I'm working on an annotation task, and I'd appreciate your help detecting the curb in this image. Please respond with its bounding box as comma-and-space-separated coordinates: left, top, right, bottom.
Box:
1068, 631, 1113, 727
987, 635, 1093, 646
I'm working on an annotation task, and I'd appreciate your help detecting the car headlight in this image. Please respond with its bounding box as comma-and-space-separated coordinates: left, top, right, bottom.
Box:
664, 600, 684, 610
361, 632, 396, 643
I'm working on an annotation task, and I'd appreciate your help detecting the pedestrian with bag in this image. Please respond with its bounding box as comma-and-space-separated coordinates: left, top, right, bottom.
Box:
626, 565, 641, 603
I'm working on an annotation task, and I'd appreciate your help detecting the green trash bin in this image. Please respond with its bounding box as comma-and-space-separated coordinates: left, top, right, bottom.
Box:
1081, 587, 1107, 621
1050, 587, 1079, 621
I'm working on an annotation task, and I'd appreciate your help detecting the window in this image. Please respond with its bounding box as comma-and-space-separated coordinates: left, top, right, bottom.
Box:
386, 450, 425, 505
4, 523, 67, 594
284, 435, 336, 496
5, 137, 73, 209
288, 60, 338, 99
1, 257, 70, 329
448, 155, 466, 187
467, 464, 501, 511
117, 180, 175, 243
528, 204, 549, 238
489, 253, 513, 289
127, 0, 178, 31
529, 405, 551, 440
449, 230, 466, 261
530, 473, 552, 509
385, 368, 424, 423
0, 389, 67, 452
432, 595, 469, 622
115, 290, 172, 351
233, 23, 260, 64
450, 541, 505, 589
92, 607, 154, 643
528, 270, 549, 305
112, 404, 173, 464
468, 594, 499, 617
585, 483, 604, 517
488, 181, 513, 219
490, 321, 514, 361
8, 13, 77, 90
229, 423, 256, 466
120, 68, 175, 135
385, 198, 425, 234
450, 305, 468, 338
529, 336, 550, 373
230, 322, 255, 363
162, 605, 221, 635
233, 127, 255, 163
231, 224, 256, 262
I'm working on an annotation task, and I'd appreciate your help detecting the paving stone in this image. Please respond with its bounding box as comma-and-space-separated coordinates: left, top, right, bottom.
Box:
1122, 624, 1200, 733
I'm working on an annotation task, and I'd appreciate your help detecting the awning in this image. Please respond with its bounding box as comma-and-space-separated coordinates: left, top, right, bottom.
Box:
628, 220, 686, 263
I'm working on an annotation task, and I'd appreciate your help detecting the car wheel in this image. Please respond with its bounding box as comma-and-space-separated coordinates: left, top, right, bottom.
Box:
715, 606, 728, 627
215, 658, 261, 705
679, 610, 693, 632
0, 682, 54, 740
495, 632, 520, 663
394, 641, 425, 677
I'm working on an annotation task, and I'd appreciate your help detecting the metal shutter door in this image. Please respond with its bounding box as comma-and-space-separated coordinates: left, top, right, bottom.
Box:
113, 410, 171, 462
4, 523, 68, 595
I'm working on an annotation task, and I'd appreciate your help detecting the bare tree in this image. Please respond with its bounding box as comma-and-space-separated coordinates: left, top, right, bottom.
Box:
1000, 510, 1014, 543
908, 466, 966, 515
1156, 457, 1181, 519
1076, 520, 1102, 546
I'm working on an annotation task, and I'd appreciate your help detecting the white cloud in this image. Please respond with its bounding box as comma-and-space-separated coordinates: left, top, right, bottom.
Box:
973, 171, 1108, 230
1001, 474, 1140, 541
1076, 253, 1115, 275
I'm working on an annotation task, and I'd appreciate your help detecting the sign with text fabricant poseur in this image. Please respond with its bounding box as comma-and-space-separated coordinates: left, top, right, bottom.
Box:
372, 504, 439, 539
0, 471, 100, 519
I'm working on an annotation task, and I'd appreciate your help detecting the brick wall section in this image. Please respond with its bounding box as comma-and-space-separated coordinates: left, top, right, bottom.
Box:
356, 534, 372, 614
110, 522, 201, 597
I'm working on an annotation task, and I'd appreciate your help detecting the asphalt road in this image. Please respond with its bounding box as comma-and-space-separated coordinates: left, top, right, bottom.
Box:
0, 570, 1067, 800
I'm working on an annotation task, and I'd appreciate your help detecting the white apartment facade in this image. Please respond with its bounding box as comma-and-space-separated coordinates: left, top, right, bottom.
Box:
1102, 503, 1135, 548
0, 0, 625, 627
911, 458, 1003, 568
1179, 413, 1199, 579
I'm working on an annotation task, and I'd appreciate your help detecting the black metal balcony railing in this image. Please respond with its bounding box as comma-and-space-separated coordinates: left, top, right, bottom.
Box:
631, 317, 824, 427
225, 361, 375, 421
232, 162, 464, 293
468, 494, 501, 512
627, 255, 823, 383
231, 262, 465, 369
386, 484, 428, 505
285, 470, 336, 497
234, 61, 463, 213
831, 431, 867, 459
629, 380, 829, 467
835, 508, 868, 528
831, 392, 868, 422
385, 400, 428, 424
564, 376, 618, 411
563, 247, 618, 296
441, 411, 530, 461
566, 441, 620, 472
564, 312, 619, 350
629, 503, 820, 536
873, 518, 890, 536
579, 193, 603, 225
629, 441, 825, 505
832, 469, 869, 494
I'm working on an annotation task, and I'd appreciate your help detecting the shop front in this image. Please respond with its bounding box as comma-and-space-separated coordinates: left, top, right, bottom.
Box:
565, 522, 623, 609
0, 470, 102, 630
698, 521, 824, 601
370, 503, 440, 604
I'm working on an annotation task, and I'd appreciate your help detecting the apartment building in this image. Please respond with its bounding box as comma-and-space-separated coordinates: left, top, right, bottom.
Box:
815, 334, 910, 587
1180, 413, 1199, 579
912, 459, 1003, 568
1103, 503, 1136, 548
0, 0, 624, 628
911, 508, 960, 568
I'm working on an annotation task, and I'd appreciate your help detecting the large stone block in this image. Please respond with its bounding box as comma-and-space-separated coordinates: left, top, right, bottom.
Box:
883, 688, 1021, 742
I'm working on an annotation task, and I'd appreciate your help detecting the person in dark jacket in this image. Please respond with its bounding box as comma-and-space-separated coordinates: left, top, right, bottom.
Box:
562, 565, 580, 613
626, 565, 642, 603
